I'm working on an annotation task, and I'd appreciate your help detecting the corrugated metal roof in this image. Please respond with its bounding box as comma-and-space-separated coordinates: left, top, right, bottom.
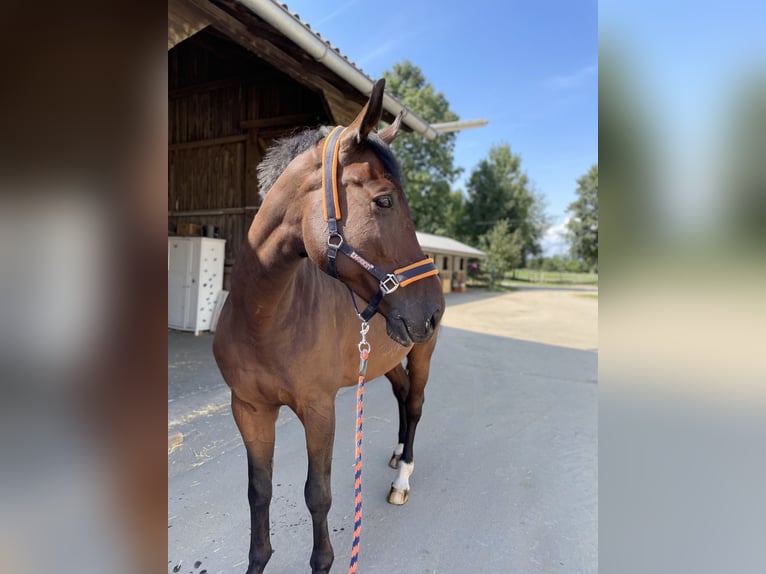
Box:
416, 232, 486, 258
276, 3, 368, 79
259, 1, 435, 138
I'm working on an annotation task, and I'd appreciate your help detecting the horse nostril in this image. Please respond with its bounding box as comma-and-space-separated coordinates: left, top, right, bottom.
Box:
428, 308, 440, 332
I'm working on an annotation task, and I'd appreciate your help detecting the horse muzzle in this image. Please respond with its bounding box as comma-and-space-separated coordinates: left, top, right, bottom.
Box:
386, 305, 442, 346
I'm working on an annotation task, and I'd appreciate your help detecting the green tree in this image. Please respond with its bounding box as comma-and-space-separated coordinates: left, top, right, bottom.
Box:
538, 255, 588, 273
440, 188, 466, 237
541, 256, 562, 272
383, 61, 462, 234
724, 76, 766, 241
566, 165, 599, 271
479, 219, 524, 288
527, 256, 543, 270
598, 43, 658, 263
461, 144, 547, 261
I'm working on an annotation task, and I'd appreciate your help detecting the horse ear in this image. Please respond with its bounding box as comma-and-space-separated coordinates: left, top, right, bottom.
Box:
378, 111, 405, 145
345, 78, 386, 144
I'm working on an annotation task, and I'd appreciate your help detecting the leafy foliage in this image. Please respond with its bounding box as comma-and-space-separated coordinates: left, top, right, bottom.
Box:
382, 62, 549, 256
383, 61, 461, 234
566, 165, 599, 271
528, 255, 590, 273
598, 46, 657, 261
461, 144, 547, 261
725, 77, 766, 240
479, 219, 524, 284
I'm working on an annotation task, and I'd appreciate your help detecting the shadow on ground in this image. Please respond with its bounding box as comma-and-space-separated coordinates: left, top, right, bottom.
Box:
168, 324, 597, 574
443, 287, 508, 308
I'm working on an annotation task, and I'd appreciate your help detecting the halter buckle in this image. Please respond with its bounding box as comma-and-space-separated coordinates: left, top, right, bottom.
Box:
380, 274, 400, 295
327, 233, 344, 249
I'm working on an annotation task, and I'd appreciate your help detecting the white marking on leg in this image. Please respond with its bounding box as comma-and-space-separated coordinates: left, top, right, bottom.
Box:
394, 443, 404, 457
392, 461, 414, 491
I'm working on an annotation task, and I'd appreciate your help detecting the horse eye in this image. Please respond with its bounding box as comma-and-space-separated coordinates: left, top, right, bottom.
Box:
374, 195, 393, 209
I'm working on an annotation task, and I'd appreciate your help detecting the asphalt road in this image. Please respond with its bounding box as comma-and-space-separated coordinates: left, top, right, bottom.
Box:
168, 290, 597, 574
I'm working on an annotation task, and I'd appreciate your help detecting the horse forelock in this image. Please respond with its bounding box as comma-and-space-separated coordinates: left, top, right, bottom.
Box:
256, 127, 403, 199
367, 133, 402, 186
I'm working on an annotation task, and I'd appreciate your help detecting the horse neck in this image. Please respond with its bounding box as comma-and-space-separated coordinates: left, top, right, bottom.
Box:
233, 165, 315, 321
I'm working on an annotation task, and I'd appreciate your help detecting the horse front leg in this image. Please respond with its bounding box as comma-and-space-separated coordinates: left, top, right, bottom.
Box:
385, 364, 410, 469
387, 342, 434, 506
231, 395, 280, 574
298, 396, 336, 574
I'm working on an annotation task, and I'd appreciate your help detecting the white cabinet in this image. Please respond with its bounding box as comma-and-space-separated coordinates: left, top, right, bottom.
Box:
168, 237, 226, 335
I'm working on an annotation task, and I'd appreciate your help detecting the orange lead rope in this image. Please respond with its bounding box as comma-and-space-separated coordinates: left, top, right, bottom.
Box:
348, 321, 370, 574
318, 126, 437, 571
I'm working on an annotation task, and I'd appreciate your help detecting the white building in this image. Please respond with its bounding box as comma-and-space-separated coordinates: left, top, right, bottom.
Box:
416, 232, 486, 293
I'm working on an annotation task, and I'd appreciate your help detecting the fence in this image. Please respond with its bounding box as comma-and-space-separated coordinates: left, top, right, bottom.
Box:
466, 268, 598, 288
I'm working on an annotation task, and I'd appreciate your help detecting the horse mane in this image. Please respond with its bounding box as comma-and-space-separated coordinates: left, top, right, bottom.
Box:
257, 126, 402, 198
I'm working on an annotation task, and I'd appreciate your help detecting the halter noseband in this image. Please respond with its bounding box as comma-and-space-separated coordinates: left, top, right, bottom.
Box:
321, 125, 439, 322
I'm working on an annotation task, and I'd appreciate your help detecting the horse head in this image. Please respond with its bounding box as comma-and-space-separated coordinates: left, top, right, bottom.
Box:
302, 79, 444, 346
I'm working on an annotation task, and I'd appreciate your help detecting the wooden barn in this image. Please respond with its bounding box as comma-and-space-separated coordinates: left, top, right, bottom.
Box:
168, 0, 439, 289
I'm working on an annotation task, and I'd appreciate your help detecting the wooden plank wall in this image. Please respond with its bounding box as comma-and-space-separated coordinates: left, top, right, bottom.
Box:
168, 29, 330, 280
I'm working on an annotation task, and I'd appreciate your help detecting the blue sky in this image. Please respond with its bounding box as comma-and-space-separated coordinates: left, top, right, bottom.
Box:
599, 0, 766, 234
285, 0, 598, 254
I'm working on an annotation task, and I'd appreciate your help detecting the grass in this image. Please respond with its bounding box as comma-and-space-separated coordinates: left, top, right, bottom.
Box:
467, 269, 599, 289
509, 269, 599, 285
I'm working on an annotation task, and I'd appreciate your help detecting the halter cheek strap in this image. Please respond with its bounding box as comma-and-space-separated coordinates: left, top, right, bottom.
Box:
321, 126, 438, 322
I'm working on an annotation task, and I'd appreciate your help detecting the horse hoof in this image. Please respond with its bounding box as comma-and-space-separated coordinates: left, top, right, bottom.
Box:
388, 486, 409, 505
388, 454, 400, 469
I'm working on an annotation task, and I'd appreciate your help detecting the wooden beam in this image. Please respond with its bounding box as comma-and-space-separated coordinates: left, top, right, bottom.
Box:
240, 113, 320, 130
221, 5, 367, 106
168, 134, 246, 151
244, 128, 261, 211
323, 93, 360, 126
169, 76, 247, 100
169, 206, 259, 217
187, 0, 355, 121
168, 0, 210, 50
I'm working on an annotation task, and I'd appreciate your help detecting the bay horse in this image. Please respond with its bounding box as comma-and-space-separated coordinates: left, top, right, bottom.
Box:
213, 79, 444, 574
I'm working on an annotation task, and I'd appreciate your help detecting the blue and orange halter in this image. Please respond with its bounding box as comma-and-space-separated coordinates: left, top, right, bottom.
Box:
321, 125, 439, 321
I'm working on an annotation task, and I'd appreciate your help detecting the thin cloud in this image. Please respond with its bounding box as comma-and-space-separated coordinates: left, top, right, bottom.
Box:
542, 217, 571, 256
316, 0, 359, 25
356, 35, 408, 67
355, 20, 442, 68
547, 64, 598, 90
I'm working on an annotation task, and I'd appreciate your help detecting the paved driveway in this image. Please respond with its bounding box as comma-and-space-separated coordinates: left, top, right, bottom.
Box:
441, 287, 598, 350
168, 288, 597, 574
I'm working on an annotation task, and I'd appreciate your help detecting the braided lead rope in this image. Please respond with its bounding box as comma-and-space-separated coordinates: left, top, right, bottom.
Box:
348, 321, 370, 574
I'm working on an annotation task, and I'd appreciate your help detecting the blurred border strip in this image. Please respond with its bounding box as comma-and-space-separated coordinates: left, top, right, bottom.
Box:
0, 1, 169, 573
